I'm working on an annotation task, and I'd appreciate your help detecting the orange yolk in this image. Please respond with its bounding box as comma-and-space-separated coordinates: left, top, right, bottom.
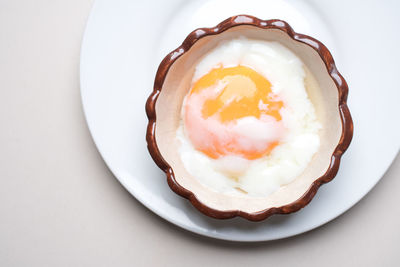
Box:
185, 65, 284, 159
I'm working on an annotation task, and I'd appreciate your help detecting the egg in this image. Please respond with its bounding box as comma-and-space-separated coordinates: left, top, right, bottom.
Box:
176, 37, 321, 197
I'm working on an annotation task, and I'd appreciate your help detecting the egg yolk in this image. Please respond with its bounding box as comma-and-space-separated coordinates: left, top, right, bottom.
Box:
185, 65, 284, 160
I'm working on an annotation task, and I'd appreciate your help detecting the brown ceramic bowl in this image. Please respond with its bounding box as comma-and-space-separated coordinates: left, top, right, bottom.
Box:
146, 15, 353, 221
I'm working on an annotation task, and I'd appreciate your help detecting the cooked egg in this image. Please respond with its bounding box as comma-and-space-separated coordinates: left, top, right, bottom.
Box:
177, 38, 321, 197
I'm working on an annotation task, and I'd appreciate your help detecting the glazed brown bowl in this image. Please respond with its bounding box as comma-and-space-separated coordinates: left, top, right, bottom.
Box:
146, 15, 353, 221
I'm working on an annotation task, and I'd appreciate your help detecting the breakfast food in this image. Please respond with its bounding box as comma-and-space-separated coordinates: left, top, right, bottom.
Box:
177, 38, 321, 197
146, 16, 352, 221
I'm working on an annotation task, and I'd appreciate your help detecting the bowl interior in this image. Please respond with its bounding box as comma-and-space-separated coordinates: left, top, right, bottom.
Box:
154, 25, 342, 213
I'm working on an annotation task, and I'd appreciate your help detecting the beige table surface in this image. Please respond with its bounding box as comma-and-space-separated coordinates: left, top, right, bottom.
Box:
1, 1, 399, 266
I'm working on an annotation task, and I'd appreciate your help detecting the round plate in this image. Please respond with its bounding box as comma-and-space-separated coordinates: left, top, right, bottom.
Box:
80, 0, 400, 241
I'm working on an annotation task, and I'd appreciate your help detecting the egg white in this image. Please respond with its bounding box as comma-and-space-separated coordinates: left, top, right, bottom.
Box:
177, 37, 321, 197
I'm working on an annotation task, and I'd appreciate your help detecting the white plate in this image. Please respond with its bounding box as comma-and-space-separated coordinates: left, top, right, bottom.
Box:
80, 0, 400, 241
